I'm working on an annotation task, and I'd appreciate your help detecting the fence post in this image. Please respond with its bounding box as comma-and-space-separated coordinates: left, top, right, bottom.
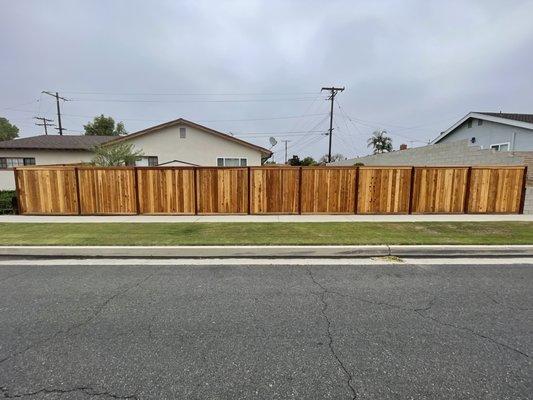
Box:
463, 167, 472, 214
408, 167, 415, 214
193, 167, 198, 215
13, 168, 22, 215
298, 167, 303, 214
353, 167, 359, 215
519, 166, 528, 214
133, 167, 141, 214
74, 167, 81, 215
247, 167, 252, 215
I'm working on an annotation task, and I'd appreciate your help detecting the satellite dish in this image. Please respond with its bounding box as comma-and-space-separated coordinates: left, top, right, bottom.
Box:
269, 137, 278, 147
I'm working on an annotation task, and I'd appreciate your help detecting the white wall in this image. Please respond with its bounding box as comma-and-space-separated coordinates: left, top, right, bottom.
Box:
0, 149, 93, 190
122, 124, 264, 166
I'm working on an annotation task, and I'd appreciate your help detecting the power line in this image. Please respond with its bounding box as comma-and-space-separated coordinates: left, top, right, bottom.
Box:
42, 91, 69, 135
33, 117, 54, 135
68, 97, 325, 104
60, 90, 320, 96
321, 86, 345, 162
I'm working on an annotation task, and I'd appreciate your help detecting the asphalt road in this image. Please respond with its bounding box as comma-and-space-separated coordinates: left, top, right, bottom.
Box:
0, 262, 531, 399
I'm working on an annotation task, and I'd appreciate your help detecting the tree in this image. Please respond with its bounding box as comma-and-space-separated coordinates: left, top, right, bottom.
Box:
287, 155, 301, 166
300, 156, 317, 166
84, 115, 127, 136
0, 117, 19, 141
367, 129, 392, 154
91, 143, 143, 166
319, 153, 345, 164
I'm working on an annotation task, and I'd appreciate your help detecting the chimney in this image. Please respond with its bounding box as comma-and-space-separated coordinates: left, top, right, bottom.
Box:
399, 144, 408, 151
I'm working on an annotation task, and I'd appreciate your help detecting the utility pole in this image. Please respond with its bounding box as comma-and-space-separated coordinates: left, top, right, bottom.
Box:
281, 140, 291, 164
42, 91, 68, 135
33, 117, 54, 135
321, 86, 345, 163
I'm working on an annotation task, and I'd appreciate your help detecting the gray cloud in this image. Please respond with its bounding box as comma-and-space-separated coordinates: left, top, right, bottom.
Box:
1, 0, 532, 162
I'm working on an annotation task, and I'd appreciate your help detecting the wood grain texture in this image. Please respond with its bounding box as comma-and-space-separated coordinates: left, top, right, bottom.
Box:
15, 167, 79, 214
300, 167, 357, 213
250, 167, 300, 214
467, 167, 525, 213
77, 168, 137, 214
196, 168, 248, 214
137, 168, 195, 214
357, 167, 411, 214
411, 167, 469, 213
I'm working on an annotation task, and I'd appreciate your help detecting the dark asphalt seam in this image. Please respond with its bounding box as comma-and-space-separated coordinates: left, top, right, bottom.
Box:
306, 268, 358, 400
0, 272, 156, 366
0, 385, 137, 399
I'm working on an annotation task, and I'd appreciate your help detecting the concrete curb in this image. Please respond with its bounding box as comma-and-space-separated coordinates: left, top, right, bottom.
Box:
0, 245, 532, 258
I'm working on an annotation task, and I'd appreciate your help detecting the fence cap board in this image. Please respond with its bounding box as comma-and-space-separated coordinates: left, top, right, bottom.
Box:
358, 166, 413, 170
135, 166, 196, 170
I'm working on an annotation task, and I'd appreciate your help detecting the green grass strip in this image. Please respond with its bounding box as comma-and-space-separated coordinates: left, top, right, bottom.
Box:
0, 222, 532, 246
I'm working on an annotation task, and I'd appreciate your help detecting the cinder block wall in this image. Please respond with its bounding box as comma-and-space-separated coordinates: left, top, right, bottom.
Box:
332, 140, 533, 214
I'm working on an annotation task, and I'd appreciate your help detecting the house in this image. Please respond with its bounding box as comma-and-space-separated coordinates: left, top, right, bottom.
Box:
0, 118, 272, 190
431, 112, 533, 151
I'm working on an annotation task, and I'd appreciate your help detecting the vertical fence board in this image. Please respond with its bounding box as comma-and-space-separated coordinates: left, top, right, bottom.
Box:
15, 167, 79, 214
15, 165, 527, 215
467, 167, 525, 213
411, 167, 469, 213
250, 167, 300, 214
196, 167, 248, 213
356, 167, 411, 214
136, 167, 195, 214
77, 168, 136, 214
300, 167, 357, 213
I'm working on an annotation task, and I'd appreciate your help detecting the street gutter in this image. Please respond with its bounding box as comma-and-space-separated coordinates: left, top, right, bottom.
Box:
0, 245, 532, 258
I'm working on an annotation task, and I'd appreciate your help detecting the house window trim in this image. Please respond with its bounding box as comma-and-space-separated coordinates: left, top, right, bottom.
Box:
216, 157, 248, 167
0, 157, 36, 170
490, 142, 510, 151
179, 127, 186, 139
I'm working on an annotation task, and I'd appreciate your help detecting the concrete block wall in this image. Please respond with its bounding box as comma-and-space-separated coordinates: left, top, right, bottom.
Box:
523, 187, 533, 214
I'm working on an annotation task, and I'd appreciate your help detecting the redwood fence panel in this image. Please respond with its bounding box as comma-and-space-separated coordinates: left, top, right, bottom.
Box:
15, 167, 79, 215
300, 167, 357, 213
357, 167, 412, 214
14, 165, 527, 215
250, 167, 300, 214
411, 167, 469, 213
77, 167, 137, 214
136, 167, 195, 214
196, 167, 248, 214
467, 167, 525, 213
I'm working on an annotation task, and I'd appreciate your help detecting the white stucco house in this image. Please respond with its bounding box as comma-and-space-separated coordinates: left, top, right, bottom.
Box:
0, 118, 272, 190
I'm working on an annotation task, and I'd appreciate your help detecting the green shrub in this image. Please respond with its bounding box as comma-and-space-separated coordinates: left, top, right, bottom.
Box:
0, 190, 16, 214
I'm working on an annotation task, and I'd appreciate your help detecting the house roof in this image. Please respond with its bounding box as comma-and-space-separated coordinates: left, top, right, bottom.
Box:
0, 134, 114, 151
105, 118, 273, 156
432, 112, 533, 144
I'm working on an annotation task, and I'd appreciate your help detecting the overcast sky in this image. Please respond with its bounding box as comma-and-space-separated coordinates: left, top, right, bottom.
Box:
1, 0, 532, 162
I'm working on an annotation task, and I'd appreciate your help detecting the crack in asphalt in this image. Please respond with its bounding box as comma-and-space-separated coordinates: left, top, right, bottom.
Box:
0, 385, 137, 399
0, 272, 156, 366
306, 268, 358, 400
321, 284, 529, 359
483, 291, 530, 312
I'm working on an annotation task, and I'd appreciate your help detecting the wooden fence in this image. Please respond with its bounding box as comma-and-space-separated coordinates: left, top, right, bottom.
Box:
14, 165, 527, 215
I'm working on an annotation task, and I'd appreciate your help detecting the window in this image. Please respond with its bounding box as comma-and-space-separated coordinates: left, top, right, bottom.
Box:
478, 119, 483, 126
134, 156, 159, 166
0, 157, 35, 169
216, 157, 247, 166
179, 127, 186, 138
490, 143, 509, 151
467, 120, 472, 128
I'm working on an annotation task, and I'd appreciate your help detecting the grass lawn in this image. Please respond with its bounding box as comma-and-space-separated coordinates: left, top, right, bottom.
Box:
0, 222, 532, 245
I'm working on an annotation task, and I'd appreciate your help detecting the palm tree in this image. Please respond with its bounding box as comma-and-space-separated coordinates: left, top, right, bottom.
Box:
367, 129, 393, 154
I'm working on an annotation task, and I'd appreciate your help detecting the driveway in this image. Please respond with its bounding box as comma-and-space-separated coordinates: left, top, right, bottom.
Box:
0, 262, 531, 399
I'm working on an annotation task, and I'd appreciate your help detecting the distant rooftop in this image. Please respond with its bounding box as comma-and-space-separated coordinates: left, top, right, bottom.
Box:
0, 135, 114, 151
477, 112, 533, 124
